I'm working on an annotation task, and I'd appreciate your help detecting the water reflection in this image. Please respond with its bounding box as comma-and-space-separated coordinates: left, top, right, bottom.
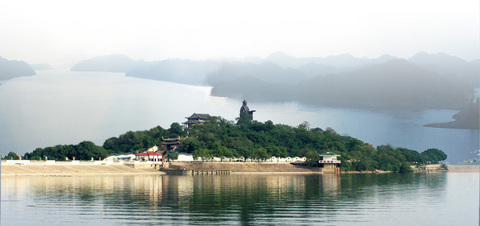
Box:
2, 173, 474, 225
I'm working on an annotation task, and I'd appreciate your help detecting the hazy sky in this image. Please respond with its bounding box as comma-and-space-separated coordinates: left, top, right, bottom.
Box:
0, 0, 478, 67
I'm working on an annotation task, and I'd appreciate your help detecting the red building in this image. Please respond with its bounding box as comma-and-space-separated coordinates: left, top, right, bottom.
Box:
135, 151, 163, 162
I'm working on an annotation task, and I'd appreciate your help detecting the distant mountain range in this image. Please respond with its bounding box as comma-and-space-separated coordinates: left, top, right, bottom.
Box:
71, 54, 148, 73
295, 59, 469, 109
0, 57, 36, 80
125, 60, 221, 85
71, 52, 479, 111
264, 51, 398, 69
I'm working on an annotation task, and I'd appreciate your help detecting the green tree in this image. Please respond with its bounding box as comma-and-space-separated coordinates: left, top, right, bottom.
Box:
3, 151, 19, 160
421, 148, 447, 164
166, 152, 179, 161
76, 141, 108, 160
297, 121, 310, 130
399, 162, 413, 173
193, 148, 213, 161
169, 122, 184, 137
305, 150, 320, 167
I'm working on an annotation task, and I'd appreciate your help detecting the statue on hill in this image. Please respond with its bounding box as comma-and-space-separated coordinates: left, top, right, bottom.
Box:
239, 100, 255, 121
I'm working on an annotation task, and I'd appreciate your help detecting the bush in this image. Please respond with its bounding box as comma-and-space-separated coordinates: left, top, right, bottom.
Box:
399, 162, 413, 173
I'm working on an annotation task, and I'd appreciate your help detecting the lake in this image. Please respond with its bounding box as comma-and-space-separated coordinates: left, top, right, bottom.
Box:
0, 70, 478, 164
1, 173, 478, 225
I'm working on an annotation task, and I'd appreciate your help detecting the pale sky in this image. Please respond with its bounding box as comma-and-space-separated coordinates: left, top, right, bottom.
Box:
0, 0, 478, 67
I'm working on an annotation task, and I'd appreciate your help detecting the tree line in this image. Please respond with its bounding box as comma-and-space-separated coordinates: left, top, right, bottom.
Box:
18, 117, 447, 172
20, 123, 186, 161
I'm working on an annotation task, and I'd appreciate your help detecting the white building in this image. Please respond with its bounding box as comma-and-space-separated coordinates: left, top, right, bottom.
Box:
104, 153, 136, 162
318, 152, 341, 164
319, 152, 341, 173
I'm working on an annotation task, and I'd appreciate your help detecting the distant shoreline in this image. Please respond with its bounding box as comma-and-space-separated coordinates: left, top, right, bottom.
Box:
424, 121, 479, 130
446, 165, 480, 172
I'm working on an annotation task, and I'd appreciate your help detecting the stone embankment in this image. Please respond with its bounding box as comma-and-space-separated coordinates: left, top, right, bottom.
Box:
166, 162, 322, 174
447, 165, 480, 172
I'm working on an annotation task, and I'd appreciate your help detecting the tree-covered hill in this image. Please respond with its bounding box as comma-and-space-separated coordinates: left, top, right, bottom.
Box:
178, 117, 446, 172
22, 118, 447, 172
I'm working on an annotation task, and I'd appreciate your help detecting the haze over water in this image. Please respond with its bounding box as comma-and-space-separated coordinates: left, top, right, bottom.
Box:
0, 70, 478, 164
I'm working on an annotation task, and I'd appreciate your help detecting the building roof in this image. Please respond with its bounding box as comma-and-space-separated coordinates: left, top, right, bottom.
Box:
162, 137, 181, 142
107, 152, 136, 157
135, 151, 162, 156
161, 142, 180, 146
320, 152, 340, 156
186, 113, 211, 120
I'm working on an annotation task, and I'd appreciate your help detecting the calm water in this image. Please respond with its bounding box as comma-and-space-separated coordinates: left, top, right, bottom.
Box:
1, 173, 478, 225
0, 70, 478, 164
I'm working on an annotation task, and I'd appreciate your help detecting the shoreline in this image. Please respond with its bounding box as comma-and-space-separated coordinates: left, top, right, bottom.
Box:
1, 163, 478, 176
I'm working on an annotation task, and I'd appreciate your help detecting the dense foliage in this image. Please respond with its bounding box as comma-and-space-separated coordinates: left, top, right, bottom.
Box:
22, 118, 447, 172
22, 123, 186, 161
177, 117, 447, 171
24, 141, 109, 161
102, 123, 187, 153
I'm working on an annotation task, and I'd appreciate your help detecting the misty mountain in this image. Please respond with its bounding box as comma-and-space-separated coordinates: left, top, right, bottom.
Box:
71, 54, 147, 72
206, 61, 307, 86
0, 57, 36, 80
210, 76, 291, 102
295, 59, 469, 109
30, 63, 52, 70
409, 52, 479, 88
264, 51, 398, 69
409, 52, 468, 70
71, 52, 478, 111
296, 63, 341, 78
263, 52, 399, 78
126, 60, 221, 85
211, 59, 472, 110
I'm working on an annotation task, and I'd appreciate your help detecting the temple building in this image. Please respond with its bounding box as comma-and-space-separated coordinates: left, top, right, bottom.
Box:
159, 137, 182, 152
183, 113, 211, 128
319, 152, 341, 173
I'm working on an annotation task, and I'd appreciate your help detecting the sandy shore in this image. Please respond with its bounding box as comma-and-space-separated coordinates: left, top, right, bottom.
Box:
1, 164, 165, 176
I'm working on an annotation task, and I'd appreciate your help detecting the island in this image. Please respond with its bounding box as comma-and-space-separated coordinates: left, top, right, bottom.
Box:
0, 57, 36, 80
2, 100, 451, 176
425, 97, 480, 129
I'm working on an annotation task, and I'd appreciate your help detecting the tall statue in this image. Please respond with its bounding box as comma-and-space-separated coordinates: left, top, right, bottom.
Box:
239, 100, 255, 121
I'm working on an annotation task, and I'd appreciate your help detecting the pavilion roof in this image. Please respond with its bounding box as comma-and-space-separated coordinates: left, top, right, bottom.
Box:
321, 152, 340, 156
186, 113, 211, 120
